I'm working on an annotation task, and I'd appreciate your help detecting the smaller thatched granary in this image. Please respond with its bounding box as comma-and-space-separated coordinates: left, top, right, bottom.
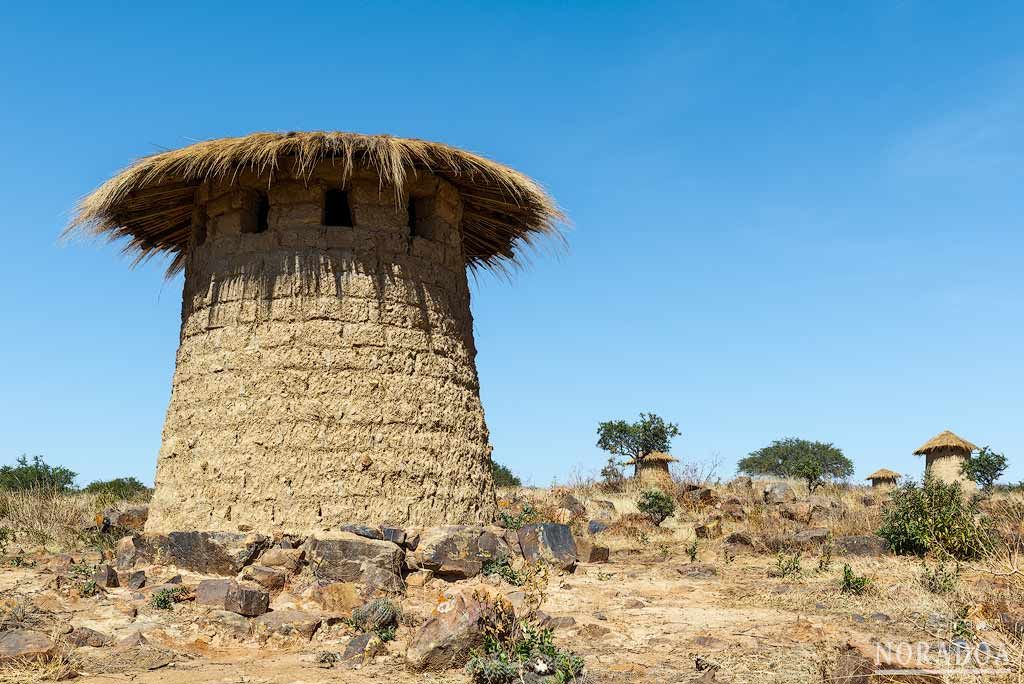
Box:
865, 468, 901, 489
914, 430, 977, 493
625, 451, 678, 486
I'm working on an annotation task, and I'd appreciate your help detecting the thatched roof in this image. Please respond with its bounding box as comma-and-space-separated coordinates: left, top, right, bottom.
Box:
623, 451, 679, 466
69, 131, 563, 276
913, 430, 977, 456
865, 468, 901, 481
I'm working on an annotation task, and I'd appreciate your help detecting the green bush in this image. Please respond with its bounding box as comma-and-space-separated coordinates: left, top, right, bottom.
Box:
482, 557, 525, 587
497, 503, 538, 531
877, 477, 990, 560
491, 462, 522, 488
920, 562, 960, 594
468, 619, 584, 684
150, 586, 189, 610
637, 489, 675, 526
83, 477, 151, 502
960, 446, 1008, 493
771, 552, 802, 578
0, 456, 77, 493
840, 564, 871, 595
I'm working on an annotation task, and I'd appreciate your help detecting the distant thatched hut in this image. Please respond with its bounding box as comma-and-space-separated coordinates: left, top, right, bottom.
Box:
865, 468, 901, 489
70, 131, 562, 534
914, 430, 977, 493
625, 451, 678, 486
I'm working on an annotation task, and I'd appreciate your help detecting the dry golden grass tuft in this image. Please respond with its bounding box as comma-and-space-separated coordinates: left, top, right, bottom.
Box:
0, 489, 144, 552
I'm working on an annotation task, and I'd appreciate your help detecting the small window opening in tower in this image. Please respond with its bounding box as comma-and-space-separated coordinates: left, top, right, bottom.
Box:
324, 189, 353, 227
408, 196, 419, 237
246, 191, 269, 234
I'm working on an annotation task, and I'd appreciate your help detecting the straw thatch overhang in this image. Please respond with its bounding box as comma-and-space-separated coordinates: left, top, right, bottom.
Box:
913, 430, 977, 456
69, 131, 563, 276
623, 451, 679, 466
865, 468, 901, 481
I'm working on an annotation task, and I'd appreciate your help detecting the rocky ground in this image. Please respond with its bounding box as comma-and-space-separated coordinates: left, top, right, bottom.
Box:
1, 481, 1021, 683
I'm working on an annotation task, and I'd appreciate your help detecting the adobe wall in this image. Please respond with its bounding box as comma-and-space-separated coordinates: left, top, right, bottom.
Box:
146, 165, 497, 534
924, 449, 977, 493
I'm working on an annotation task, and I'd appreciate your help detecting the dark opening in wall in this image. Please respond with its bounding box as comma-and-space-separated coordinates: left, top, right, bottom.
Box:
324, 189, 353, 227
407, 196, 419, 237
244, 191, 269, 234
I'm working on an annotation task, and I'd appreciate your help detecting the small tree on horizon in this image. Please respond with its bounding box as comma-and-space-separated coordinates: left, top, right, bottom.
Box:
0, 455, 77, 493
960, 446, 1007, 494
596, 413, 681, 475
491, 461, 522, 488
737, 438, 853, 491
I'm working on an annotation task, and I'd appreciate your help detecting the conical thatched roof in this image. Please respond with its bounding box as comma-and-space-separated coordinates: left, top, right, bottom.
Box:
69, 131, 563, 276
623, 451, 679, 466
913, 430, 977, 456
865, 468, 901, 481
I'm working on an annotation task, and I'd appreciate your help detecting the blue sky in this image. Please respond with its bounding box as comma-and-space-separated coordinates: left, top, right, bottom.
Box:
1, 2, 1021, 487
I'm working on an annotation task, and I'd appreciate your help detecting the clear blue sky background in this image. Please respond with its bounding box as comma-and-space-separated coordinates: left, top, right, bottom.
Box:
1, 2, 1021, 488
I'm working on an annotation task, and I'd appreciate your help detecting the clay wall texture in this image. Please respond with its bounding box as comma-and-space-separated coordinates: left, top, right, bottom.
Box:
146, 165, 497, 533
924, 449, 977, 493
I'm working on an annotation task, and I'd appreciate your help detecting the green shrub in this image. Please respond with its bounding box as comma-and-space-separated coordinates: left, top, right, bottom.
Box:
79, 580, 100, 597
0, 526, 12, 554
83, 477, 152, 503
150, 586, 189, 610
920, 561, 960, 594
467, 610, 584, 683
840, 564, 871, 595
960, 446, 1008, 493
877, 477, 991, 560
771, 552, 802, 578
637, 489, 675, 526
491, 462, 522, 488
0, 456, 77, 493
497, 503, 538, 531
685, 540, 698, 562
482, 557, 525, 587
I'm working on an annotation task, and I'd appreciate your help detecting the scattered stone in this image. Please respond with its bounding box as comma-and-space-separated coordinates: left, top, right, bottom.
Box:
678, 563, 718, 579
242, 565, 287, 591
574, 538, 610, 563
695, 518, 723, 539
790, 528, 830, 547
202, 610, 251, 638
587, 520, 609, 535
342, 632, 384, 664
304, 534, 404, 592
380, 527, 407, 545
93, 564, 119, 588
870, 612, 891, 623
307, 582, 362, 614
724, 531, 754, 547
409, 526, 511, 580
623, 599, 645, 609
406, 589, 509, 671
124, 570, 147, 589
579, 623, 611, 638
536, 611, 576, 630
518, 524, 578, 572
118, 631, 148, 647
0, 630, 56, 663
405, 569, 434, 587
195, 579, 269, 617
557, 492, 587, 516
780, 502, 813, 524
67, 626, 112, 648
594, 611, 607, 621
252, 609, 322, 640
834, 535, 889, 557
684, 487, 718, 506
763, 483, 796, 505
341, 524, 383, 540
116, 532, 269, 575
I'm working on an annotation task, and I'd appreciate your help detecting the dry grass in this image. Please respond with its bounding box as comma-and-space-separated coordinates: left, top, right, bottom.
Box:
0, 489, 141, 552
0, 641, 79, 683
68, 130, 564, 276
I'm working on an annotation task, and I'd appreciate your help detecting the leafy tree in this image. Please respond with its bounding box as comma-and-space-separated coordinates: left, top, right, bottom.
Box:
491, 461, 522, 488
637, 489, 676, 526
596, 413, 680, 471
737, 438, 852, 489
83, 477, 151, 501
960, 446, 1007, 493
0, 455, 77, 493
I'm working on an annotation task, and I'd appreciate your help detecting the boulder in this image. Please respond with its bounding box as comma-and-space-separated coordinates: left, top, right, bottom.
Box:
0, 630, 56, 664
405, 569, 434, 587
341, 524, 383, 540
307, 582, 362, 614
242, 565, 287, 591
406, 590, 508, 671
304, 534, 404, 592
409, 526, 510, 580
92, 564, 119, 588
258, 547, 304, 573
590, 500, 616, 521
109, 505, 149, 531
834, 535, 889, 557
252, 609, 322, 641
587, 520, 609, 535
780, 502, 813, 524
517, 524, 578, 572
116, 532, 269, 575
574, 539, 610, 563
67, 626, 112, 648
724, 531, 754, 547
195, 579, 269, 617
342, 632, 385, 664
763, 483, 797, 505
695, 517, 723, 539
381, 527, 407, 546
202, 610, 251, 638
684, 487, 719, 506
720, 498, 745, 521
790, 528, 830, 547
123, 570, 147, 589
556, 492, 587, 516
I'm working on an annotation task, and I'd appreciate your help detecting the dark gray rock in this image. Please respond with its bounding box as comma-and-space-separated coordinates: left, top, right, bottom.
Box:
587, 520, 609, 535
678, 563, 718, 579
0, 630, 56, 663
305, 533, 404, 592
518, 524, 577, 572
341, 524, 383, 540
409, 526, 511, 580
115, 532, 269, 575
92, 564, 119, 588
790, 528, 830, 547
380, 527, 406, 545
124, 570, 147, 589
67, 626, 112, 648
252, 609, 322, 640
536, 611, 576, 630
763, 483, 797, 505
195, 579, 269, 617
834, 535, 889, 557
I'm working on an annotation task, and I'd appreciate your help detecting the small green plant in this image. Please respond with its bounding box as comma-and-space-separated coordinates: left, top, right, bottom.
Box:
374, 625, 396, 643
69, 561, 94, 578
658, 543, 671, 561
920, 561, 960, 594
686, 540, 699, 562
951, 606, 976, 641
150, 586, 189, 610
0, 526, 13, 554
483, 557, 525, 587
491, 462, 522, 488
497, 503, 538, 531
79, 579, 100, 597
840, 564, 871, 595
878, 477, 990, 560
771, 553, 802, 578
721, 546, 735, 565
597, 571, 613, 581
637, 489, 676, 526
351, 598, 400, 632
10, 554, 36, 568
